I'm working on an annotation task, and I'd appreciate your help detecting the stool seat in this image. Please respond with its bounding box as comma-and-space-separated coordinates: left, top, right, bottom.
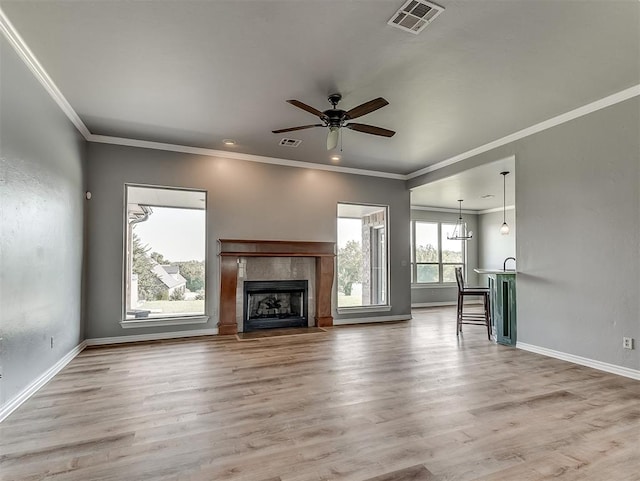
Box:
455, 267, 491, 339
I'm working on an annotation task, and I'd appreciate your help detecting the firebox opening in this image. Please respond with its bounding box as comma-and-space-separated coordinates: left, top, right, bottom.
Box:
243, 280, 308, 331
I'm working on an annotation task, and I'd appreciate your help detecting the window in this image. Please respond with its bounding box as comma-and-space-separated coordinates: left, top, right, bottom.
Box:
337, 203, 389, 308
124, 185, 206, 321
411, 221, 465, 284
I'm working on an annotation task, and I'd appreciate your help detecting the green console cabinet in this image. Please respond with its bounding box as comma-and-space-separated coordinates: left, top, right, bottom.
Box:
474, 270, 517, 346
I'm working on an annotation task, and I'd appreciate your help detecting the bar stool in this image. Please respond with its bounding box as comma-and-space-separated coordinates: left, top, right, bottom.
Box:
455, 267, 491, 339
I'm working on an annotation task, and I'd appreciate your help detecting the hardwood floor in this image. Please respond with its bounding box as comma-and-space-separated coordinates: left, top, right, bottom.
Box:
1, 307, 639, 481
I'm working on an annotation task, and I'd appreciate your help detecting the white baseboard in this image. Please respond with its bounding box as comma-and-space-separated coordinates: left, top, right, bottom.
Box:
412, 301, 456, 308
333, 314, 412, 325
412, 301, 481, 308
1, 328, 220, 423
0, 340, 87, 423
85, 328, 219, 346
517, 342, 640, 381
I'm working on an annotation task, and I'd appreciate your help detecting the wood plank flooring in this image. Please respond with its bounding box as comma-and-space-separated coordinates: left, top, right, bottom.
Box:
236, 327, 327, 341
1, 307, 639, 481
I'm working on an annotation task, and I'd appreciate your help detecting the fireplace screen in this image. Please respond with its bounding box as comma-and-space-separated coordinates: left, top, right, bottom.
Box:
243, 280, 308, 331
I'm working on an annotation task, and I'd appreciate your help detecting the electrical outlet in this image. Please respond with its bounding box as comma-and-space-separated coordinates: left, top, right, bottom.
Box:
50, 336, 54, 349
623, 337, 634, 350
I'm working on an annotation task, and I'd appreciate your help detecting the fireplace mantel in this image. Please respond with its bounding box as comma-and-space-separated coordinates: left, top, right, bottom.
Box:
218, 239, 336, 335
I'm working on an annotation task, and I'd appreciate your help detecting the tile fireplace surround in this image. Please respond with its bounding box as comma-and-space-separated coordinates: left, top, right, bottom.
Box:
218, 239, 336, 335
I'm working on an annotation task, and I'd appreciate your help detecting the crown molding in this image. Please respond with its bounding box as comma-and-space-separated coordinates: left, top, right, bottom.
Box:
478, 205, 515, 215
0, 7, 91, 139
411, 204, 515, 214
410, 205, 477, 214
407, 84, 640, 179
87, 134, 407, 180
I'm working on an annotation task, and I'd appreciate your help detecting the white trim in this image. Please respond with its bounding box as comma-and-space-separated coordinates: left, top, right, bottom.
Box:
407, 85, 640, 179
478, 205, 515, 215
517, 342, 640, 381
85, 328, 218, 346
120, 315, 210, 329
411, 205, 514, 216
88, 134, 407, 180
337, 305, 392, 315
0, 7, 91, 139
0, 341, 87, 423
333, 314, 411, 325
412, 301, 457, 308
412, 300, 481, 306
410, 205, 477, 214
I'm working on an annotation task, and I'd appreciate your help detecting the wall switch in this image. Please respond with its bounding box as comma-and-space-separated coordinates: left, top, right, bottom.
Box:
623, 337, 634, 350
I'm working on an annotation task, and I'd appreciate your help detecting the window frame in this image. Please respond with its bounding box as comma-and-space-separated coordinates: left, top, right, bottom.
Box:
411, 220, 466, 286
121, 183, 209, 328
336, 202, 391, 313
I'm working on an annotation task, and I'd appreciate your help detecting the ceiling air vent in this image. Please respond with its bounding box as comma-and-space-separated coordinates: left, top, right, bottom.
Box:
279, 138, 302, 148
388, 0, 444, 34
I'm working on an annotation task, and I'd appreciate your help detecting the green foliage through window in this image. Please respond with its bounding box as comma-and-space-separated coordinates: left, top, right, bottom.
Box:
411, 221, 465, 284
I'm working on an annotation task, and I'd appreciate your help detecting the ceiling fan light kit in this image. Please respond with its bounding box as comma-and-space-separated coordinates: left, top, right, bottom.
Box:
447, 199, 473, 241
327, 127, 340, 150
273, 93, 395, 150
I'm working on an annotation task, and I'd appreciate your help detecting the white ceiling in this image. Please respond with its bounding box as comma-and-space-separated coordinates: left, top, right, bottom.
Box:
410, 156, 515, 211
1, 1, 638, 177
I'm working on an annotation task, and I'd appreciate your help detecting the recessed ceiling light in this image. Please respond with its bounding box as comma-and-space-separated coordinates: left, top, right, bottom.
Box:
223, 139, 236, 146
481, 194, 495, 199
330, 154, 341, 163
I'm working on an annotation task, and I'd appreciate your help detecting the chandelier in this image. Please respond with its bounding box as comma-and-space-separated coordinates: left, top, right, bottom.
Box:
447, 200, 473, 240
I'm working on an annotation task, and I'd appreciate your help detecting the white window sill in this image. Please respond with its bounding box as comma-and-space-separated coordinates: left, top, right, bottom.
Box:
120, 316, 210, 329
337, 305, 392, 315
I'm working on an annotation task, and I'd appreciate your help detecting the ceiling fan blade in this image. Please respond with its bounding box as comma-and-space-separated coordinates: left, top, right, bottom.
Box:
345, 123, 395, 137
272, 124, 323, 134
286, 100, 327, 119
345, 97, 389, 120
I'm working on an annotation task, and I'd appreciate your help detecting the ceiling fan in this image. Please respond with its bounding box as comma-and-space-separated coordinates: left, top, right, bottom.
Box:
272, 94, 395, 150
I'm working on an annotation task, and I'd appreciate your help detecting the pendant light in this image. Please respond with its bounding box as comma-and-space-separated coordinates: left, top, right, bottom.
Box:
500, 171, 510, 235
447, 200, 473, 240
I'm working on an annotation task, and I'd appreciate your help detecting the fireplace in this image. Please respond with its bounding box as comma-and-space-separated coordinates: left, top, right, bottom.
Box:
243, 280, 308, 331
218, 239, 335, 335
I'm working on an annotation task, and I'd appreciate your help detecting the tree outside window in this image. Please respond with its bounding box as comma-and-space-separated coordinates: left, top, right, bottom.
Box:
411, 221, 465, 284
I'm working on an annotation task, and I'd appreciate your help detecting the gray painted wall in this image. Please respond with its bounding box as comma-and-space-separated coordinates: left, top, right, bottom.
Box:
410, 208, 479, 305
0, 37, 86, 407
477, 209, 516, 286
410, 98, 639, 370
85, 143, 411, 338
